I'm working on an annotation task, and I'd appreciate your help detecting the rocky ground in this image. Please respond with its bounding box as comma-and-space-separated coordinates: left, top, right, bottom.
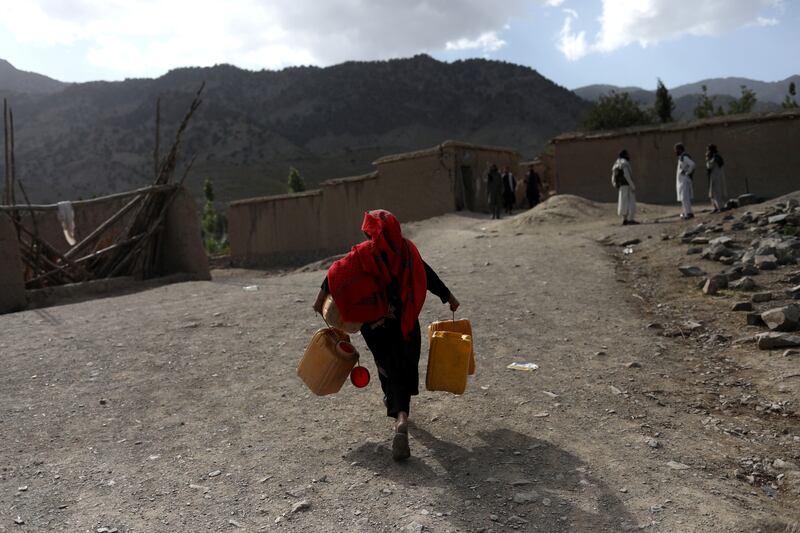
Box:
1, 194, 799, 532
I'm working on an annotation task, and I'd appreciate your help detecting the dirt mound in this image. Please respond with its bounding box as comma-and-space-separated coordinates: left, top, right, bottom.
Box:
508, 194, 611, 226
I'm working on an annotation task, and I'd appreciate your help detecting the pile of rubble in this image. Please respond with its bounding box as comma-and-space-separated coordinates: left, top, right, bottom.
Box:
676, 196, 800, 350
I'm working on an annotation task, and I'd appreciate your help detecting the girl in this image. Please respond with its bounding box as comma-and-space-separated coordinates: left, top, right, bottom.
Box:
313, 210, 459, 461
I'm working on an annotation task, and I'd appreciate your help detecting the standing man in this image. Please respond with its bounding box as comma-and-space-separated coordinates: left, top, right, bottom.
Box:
501, 166, 517, 215
526, 167, 542, 208
675, 143, 696, 220
487, 164, 503, 220
611, 149, 638, 225
705, 144, 728, 213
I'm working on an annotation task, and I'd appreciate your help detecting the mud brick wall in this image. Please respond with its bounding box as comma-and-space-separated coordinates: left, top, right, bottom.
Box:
552, 111, 800, 204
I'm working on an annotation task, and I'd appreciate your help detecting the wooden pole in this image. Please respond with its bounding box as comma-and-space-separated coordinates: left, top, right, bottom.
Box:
154, 97, 161, 179
63, 193, 144, 260
0, 183, 176, 212
3, 99, 8, 205
9, 107, 15, 206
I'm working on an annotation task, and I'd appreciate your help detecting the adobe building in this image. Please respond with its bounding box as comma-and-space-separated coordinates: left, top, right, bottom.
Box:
228, 140, 522, 266
551, 110, 800, 204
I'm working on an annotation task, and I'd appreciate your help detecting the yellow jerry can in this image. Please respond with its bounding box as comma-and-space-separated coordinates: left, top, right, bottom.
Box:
426, 331, 472, 395
428, 318, 475, 374
297, 328, 359, 395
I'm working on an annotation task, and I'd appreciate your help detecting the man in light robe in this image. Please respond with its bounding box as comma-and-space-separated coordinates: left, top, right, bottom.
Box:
675, 143, 696, 220
611, 149, 638, 225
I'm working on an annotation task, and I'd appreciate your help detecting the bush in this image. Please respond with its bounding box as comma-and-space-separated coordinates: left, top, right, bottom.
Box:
287, 167, 306, 193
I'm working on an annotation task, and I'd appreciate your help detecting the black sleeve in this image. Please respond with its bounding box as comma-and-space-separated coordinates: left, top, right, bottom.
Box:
423, 261, 451, 303
321, 277, 329, 292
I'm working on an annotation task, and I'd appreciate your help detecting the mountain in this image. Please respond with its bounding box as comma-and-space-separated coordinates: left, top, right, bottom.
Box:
0, 55, 589, 205
573, 84, 653, 104
670, 76, 800, 102
575, 75, 799, 104
0, 59, 67, 94
573, 75, 798, 120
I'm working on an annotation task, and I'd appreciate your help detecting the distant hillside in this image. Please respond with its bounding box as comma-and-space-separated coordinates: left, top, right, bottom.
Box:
0, 59, 66, 94
0, 55, 589, 205
574, 75, 797, 120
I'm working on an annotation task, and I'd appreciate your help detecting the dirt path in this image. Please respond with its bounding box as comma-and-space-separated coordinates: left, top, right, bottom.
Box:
1, 200, 797, 532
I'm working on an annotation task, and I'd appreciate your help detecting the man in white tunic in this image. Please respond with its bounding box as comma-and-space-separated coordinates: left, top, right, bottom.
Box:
611, 149, 638, 225
675, 143, 696, 219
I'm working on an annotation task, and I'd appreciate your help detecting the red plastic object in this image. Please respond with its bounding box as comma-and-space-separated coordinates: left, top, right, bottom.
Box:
350, 365, 370, 388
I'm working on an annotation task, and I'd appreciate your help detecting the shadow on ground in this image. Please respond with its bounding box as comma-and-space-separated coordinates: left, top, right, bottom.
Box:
345, 426, 637, 532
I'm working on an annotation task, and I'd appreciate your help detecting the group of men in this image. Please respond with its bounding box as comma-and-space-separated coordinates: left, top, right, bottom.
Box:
612, 143, 728, 226
486, 164, 542, 219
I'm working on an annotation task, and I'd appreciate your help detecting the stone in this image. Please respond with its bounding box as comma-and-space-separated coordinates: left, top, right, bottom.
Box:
747, 313, 766, 327
756, 332, 800, 350
626, 361, 642, 368
404, 521, 424, 533
741, 264, 760, 276
686, 247, 702, 255
756, 255, 778, 270
291, 500, 311, 513
702, 243, 735, 261
710, 236, 733, 246
761, 305, 800, 332
768, 214, 789, 224
731, 301, 753, 312
207, 470, 222, 478
690, 237, 709, 245
751, 292, 773, 303
645, 438, 660, 448
703, 275, 728, 295
789, 285, 800, 299
513, 490, 539, 504
739, 193, 758, 206
508, 515, 529, 526
679, 265, 706, 277
784, 349, 800, 356
666, 460, 690, 470
729, 277, 755, 290
621, 238, 641, 246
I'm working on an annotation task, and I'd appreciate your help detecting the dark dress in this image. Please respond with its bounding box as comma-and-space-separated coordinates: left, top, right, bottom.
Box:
526, 170, 541, 208
321, 260, 450, 418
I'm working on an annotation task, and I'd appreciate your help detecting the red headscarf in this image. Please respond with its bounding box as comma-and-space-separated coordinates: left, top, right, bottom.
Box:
327, 210, 427, 338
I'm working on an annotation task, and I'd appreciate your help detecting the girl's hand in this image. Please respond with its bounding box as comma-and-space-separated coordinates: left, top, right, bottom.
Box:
312, 289, 328, 314
447, 293, 460, 313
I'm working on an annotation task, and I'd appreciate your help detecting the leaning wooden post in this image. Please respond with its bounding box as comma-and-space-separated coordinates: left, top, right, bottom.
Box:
154, 97, 161, 179
3, 99, 8, 205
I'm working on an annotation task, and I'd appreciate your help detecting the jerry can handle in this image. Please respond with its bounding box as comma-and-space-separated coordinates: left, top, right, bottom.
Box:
318, 311, 346, 341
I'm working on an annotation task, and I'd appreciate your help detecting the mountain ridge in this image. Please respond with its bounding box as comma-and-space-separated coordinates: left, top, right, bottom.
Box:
0, 55, 589, 204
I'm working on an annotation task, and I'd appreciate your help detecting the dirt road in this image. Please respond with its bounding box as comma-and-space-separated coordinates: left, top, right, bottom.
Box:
1, 197, 797, 532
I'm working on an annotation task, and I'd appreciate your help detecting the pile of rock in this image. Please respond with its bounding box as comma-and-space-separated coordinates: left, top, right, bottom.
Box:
676, 197, 800, 349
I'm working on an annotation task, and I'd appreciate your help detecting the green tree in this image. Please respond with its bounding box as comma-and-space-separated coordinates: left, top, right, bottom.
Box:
582, 91, 654, 131
287, 167, 306, 193
728, 85, 757, 115
201, 178, 229, 255
653, 78, 674, 123
782, 81, 798, 109
693, 85, 725, 119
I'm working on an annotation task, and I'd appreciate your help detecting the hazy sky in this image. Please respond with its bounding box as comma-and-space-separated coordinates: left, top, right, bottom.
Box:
0, 0, 796, 89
